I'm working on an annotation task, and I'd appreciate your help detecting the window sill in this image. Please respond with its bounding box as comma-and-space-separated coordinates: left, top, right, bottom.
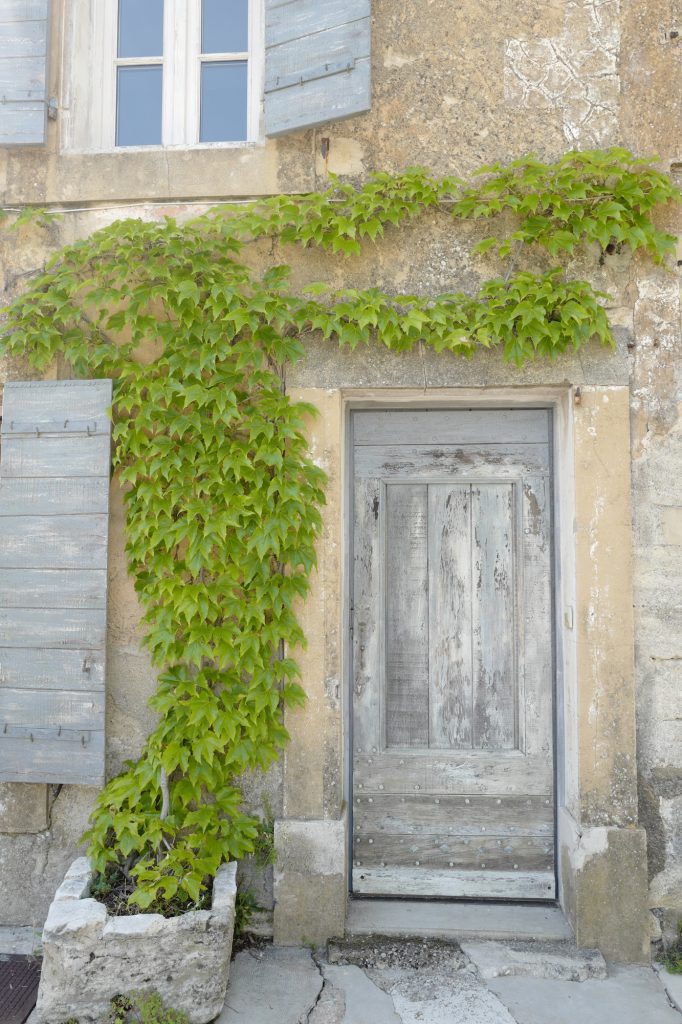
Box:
64, 139, 265, 155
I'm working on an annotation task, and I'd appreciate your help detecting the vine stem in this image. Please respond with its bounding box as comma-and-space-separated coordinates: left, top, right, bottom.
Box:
159, 767, 170, 820
504, 240, 525, 283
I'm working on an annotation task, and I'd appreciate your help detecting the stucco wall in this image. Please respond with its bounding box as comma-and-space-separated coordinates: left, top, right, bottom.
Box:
0, 0, 680, 941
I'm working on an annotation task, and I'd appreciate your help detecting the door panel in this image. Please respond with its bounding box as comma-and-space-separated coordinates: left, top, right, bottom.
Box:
351, 408, 555, 900
428, 485, 472, 748
385, 485, 429, 747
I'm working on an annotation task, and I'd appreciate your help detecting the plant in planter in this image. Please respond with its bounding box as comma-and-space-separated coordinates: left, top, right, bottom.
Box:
2, 150, 678, 1018
35, 859, 236, 1024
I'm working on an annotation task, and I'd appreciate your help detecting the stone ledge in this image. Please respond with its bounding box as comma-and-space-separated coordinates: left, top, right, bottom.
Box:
36, 859, 237, 1024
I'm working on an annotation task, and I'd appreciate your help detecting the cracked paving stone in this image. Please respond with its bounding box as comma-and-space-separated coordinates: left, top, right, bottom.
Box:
367, 966, 517, 1024
216, 946, 323, 1024
307, 972, 346, 1024
319, 964, 402, 1024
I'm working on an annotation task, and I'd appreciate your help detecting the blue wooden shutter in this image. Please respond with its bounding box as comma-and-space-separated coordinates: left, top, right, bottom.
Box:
265, 0, 371, 137
0, 0, 50, 145
0, 380, 112, 786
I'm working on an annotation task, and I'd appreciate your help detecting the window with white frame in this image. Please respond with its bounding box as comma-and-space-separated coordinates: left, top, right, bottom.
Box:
63, 0, 372, 152
75, 0, 262, 150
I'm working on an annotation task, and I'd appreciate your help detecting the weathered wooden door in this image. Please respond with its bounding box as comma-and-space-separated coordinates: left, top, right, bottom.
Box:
350, 409, 555, 900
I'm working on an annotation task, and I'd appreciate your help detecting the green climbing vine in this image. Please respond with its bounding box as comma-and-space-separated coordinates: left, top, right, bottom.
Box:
0, 148, 678, 910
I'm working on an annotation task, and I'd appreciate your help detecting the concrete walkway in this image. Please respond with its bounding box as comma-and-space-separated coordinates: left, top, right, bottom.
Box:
217, 938, 682, 1024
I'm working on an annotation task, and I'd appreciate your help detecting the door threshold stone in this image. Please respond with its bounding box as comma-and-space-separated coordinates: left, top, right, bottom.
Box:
459, 939, 607, 981
346, 899, 574, 943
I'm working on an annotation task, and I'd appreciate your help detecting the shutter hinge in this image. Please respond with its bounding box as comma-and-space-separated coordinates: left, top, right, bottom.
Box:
272, 58, 357, 94
47, 98, 58, 121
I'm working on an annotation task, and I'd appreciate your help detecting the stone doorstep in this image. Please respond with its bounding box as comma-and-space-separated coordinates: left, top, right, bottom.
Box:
345, 898, 574, 942
459, 939, 608, 981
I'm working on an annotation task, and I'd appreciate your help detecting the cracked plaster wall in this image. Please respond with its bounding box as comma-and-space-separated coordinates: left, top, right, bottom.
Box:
0, 0, 680, 934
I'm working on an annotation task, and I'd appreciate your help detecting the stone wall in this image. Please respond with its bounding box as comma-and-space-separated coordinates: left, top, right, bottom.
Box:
0, 0, 680, 938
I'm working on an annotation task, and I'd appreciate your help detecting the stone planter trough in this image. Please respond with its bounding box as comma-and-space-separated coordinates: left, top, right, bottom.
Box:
35, 857, 237, 1024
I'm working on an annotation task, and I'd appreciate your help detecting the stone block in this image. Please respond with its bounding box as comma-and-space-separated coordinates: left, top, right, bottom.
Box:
560, 821, 650, 963
0, 783, 48, 834
35, 858, 237, 1024
273, 816, 347, 946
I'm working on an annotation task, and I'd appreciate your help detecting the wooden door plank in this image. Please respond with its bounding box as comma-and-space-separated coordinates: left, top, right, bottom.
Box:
353, 410, 550, 446
355, 443, 550, 479
520, 474, 554, 758
0, 648, 105, 691
428, 484, 473, 748
0, 569, 107, 609
472, 484, 516, 750
353, 866, 556, 899
353, 793, 554, 836
353, 834, 554, 871
0, 688, 105, 729
352, 476, 383, 753
0, 515, 108, 569
354, 751, 552, 795
385, 484, 429, 747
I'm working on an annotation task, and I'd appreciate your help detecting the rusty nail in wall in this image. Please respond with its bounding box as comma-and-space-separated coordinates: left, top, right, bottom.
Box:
573, 386, 582, 405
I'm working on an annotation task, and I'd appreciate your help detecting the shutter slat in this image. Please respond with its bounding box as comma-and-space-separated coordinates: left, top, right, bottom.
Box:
0, 379, 111, 786
1, 1, 50, 20
0, 477, 109, 515
0, 569, 107, 609
0, 607, 106, 648
265, 0, 371, 137
265, 22, 369, 92
0, 437, 112, 477
0, 55, 46, 100
0, 515, 109, 569
266, 0, 369, 47
0, 0, 49, 145
0, 733, 105, 785
0, 648, 105, 692
0, 688, 104, 729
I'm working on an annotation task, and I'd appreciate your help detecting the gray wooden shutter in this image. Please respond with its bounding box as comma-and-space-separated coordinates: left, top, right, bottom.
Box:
265, 0, 371, 137
0, 380, 112, 786
0, 0, 50, 145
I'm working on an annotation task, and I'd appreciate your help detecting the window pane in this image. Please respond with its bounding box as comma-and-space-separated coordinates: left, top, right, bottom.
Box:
116, 66, 163, 146
200, 61, 248, 142
202, 0, 248, 54
118, 0, 164, 58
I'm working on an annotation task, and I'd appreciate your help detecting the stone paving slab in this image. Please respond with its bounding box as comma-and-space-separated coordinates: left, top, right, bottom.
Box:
0, 928, 42, 957
488, 964, 682, 1024
369, 966, 518, 1024
216, 944, 680, 1024
460, 939, 607, 981
216, 946, 322, 1024
319, 964, 401, 1024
